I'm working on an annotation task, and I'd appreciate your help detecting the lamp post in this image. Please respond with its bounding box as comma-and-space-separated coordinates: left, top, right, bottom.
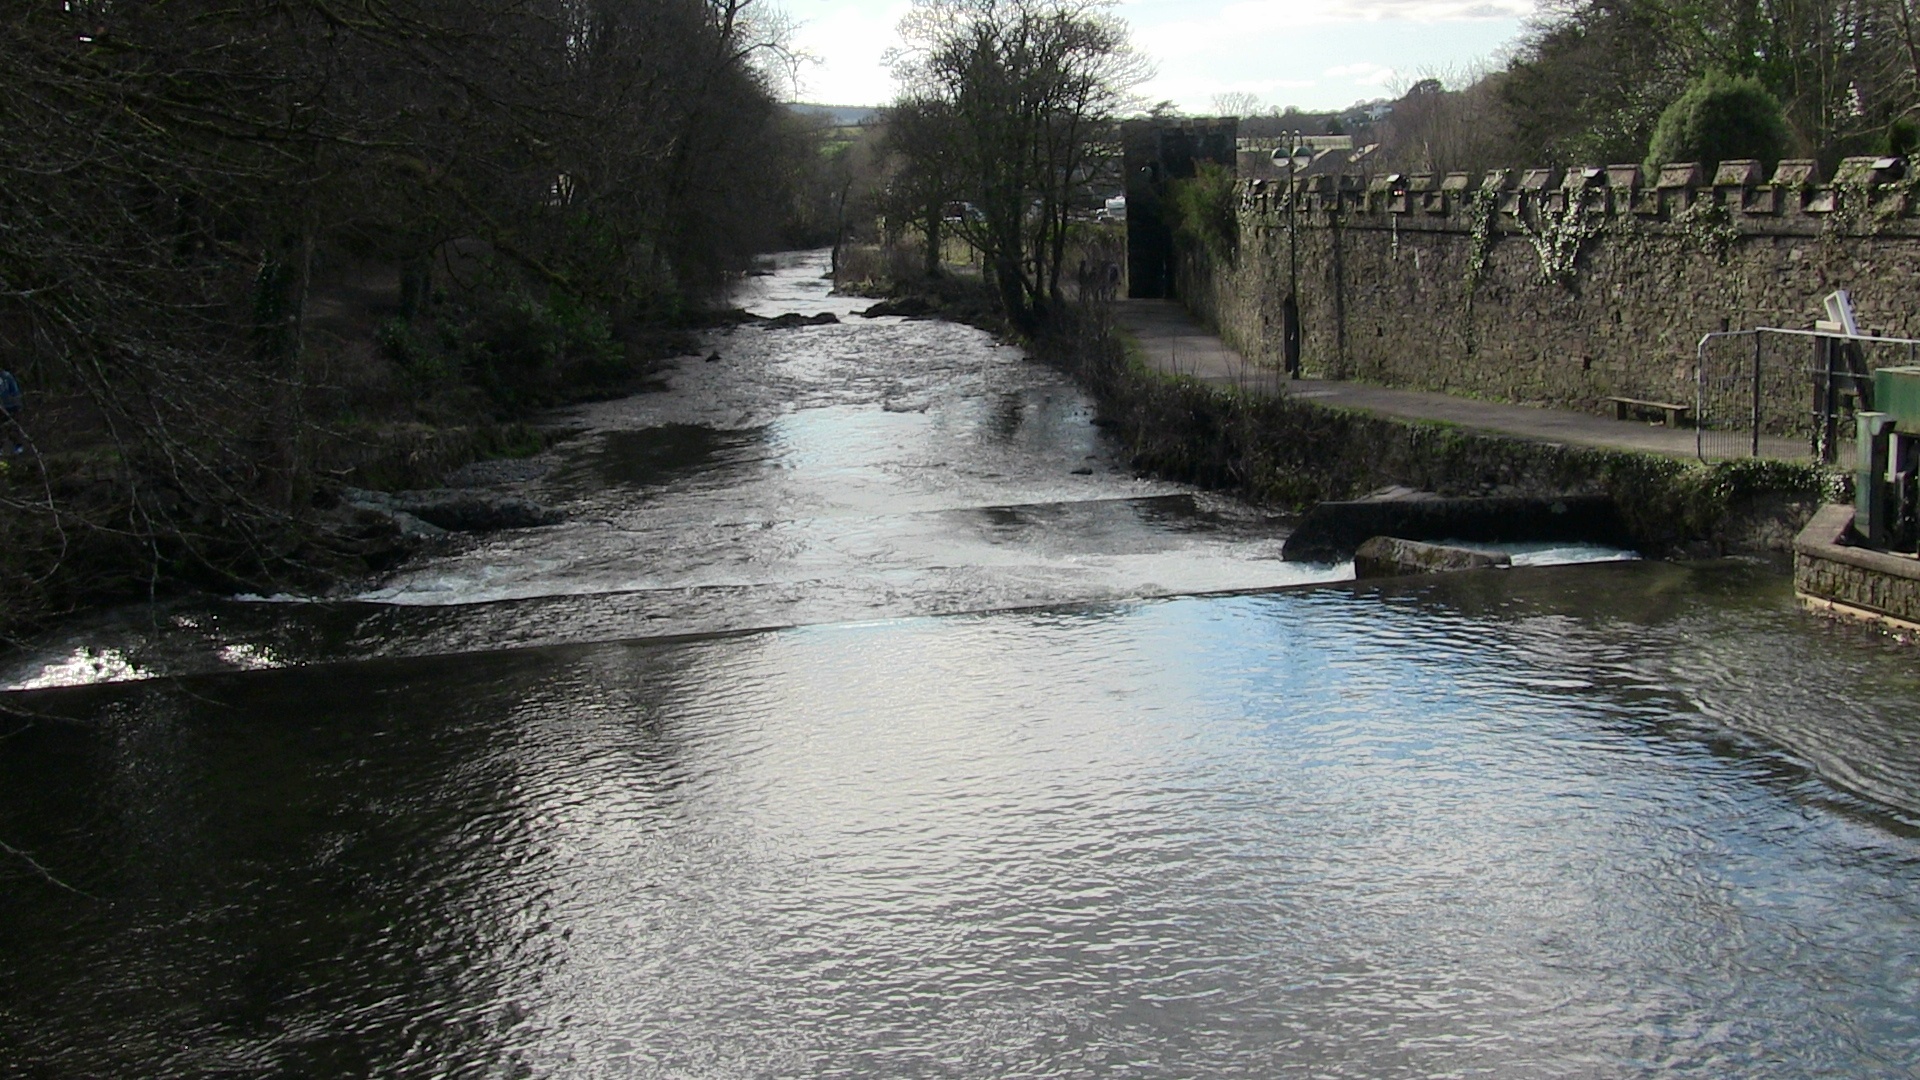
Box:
1272, 133, 1313, 379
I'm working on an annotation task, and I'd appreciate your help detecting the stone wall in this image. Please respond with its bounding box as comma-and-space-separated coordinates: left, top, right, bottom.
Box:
1180, 159, 1920, 436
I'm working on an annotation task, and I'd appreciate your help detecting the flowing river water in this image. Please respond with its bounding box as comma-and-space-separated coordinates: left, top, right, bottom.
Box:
4, 252, 1920, 1077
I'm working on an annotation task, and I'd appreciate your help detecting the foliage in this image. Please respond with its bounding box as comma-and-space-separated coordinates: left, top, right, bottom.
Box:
1672, 196, 1744, 259
1644, 71, 1791, 174
1166, 162, 1240, 264
1494, 0, 1920, 169
1890, 116, 1920, 157
0, 0, 817, 637
1463, 188, 1500, 291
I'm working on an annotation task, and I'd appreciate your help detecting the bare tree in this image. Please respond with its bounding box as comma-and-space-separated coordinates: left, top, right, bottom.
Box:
0, 0, 824, 637
1211, 91, 1263, 118
889, 0, 1150, 331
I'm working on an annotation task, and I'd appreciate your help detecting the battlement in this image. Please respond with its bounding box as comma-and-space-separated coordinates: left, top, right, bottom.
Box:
1241, 157, 1919, 234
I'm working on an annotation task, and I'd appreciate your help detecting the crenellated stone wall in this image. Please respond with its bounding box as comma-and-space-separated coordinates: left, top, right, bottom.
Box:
1182, 157, 1920, 436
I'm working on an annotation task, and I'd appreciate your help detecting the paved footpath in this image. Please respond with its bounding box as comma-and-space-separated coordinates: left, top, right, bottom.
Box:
1114, 300, 1808, 462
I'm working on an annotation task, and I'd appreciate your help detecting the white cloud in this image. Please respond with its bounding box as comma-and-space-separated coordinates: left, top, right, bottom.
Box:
788, 1, 914, 105
1127, 0, 1530, 37
780, 0, 1529, 112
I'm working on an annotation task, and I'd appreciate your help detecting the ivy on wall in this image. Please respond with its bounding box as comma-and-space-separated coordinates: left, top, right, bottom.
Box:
1518, 197, 1600, 286
1672, 198, 1741, 261
1463, 188, 1499, 292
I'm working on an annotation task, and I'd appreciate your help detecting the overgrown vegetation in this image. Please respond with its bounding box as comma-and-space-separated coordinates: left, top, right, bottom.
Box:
1166, 162, 1241, 265
0, 0, 825, 639
1362, 0, 1920, 177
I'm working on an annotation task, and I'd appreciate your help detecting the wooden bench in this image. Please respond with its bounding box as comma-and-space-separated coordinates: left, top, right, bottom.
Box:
1604, 395, 1692, 427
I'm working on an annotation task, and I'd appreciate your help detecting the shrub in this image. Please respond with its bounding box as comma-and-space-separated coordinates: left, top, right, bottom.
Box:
1644, 71, 1791, 176
1166, 161, 1239, 264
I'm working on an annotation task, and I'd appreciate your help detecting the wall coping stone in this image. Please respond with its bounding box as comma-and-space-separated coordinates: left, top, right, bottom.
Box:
1606, 164, 1643, 189
1657, 162, 1704, 188
1520, 167, 1561, 191
1565, 166, 1606, 190
1833, 156, 1897, 185
1772, 158, 1821, 186
1238, 152, 1920, 233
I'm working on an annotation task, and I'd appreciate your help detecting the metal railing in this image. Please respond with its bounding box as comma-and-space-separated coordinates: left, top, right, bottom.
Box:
1694, 327, 1920, 464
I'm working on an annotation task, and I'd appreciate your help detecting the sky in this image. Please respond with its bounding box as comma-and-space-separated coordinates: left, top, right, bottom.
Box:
783, 0, 1537, 114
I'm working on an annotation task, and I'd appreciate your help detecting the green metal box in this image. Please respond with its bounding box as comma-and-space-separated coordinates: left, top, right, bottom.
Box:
1873, 366, 1920, 427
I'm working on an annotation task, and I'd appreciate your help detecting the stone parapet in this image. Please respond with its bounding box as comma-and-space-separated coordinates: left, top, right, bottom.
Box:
1239, 157, 1920, 236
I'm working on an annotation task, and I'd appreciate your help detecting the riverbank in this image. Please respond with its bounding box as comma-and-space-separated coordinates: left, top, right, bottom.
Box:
1021, 299, 1836, 559
0, 291, 815, 644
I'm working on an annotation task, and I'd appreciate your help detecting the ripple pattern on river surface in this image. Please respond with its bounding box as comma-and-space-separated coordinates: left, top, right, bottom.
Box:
5, 565, 1920, 1077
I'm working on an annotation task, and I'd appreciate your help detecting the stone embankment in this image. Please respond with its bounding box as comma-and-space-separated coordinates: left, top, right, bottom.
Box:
1795, 504, 1920, 632
1074, 300, 1833, 560
1353, 536, 1511, 579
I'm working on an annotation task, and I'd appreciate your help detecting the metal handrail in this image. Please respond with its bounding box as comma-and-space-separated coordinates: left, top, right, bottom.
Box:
1693, 326, 1920, 461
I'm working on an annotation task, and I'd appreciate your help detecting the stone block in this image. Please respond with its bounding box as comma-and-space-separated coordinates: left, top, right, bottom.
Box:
1656, 162, 1705, 188
1354, 536, 1512, 578
1714, 159, 1764, 187
1772, 159, 1821, 186
1386, 177, 1411, 213
1605, 164, 1644, 190
1833, 156, 1894, 185
1742, 185, 1780, 215
1565, 166, 1606, 190
1520, 167, 1562, 192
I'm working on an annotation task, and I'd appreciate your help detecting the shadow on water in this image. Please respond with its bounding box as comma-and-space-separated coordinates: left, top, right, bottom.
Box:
574, 422, 766, 489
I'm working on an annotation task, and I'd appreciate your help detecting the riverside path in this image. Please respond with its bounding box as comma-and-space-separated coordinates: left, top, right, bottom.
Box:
1115, 300, 1808, 461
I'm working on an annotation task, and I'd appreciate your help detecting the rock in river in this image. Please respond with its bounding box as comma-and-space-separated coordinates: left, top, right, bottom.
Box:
343, 487, 564, 533
1352, 536, 1511, 579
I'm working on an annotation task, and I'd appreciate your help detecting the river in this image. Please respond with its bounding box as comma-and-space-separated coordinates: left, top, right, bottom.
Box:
3, 252, 1919, 1077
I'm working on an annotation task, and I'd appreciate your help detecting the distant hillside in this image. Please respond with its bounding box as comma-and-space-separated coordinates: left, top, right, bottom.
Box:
788, 103, 881, 126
